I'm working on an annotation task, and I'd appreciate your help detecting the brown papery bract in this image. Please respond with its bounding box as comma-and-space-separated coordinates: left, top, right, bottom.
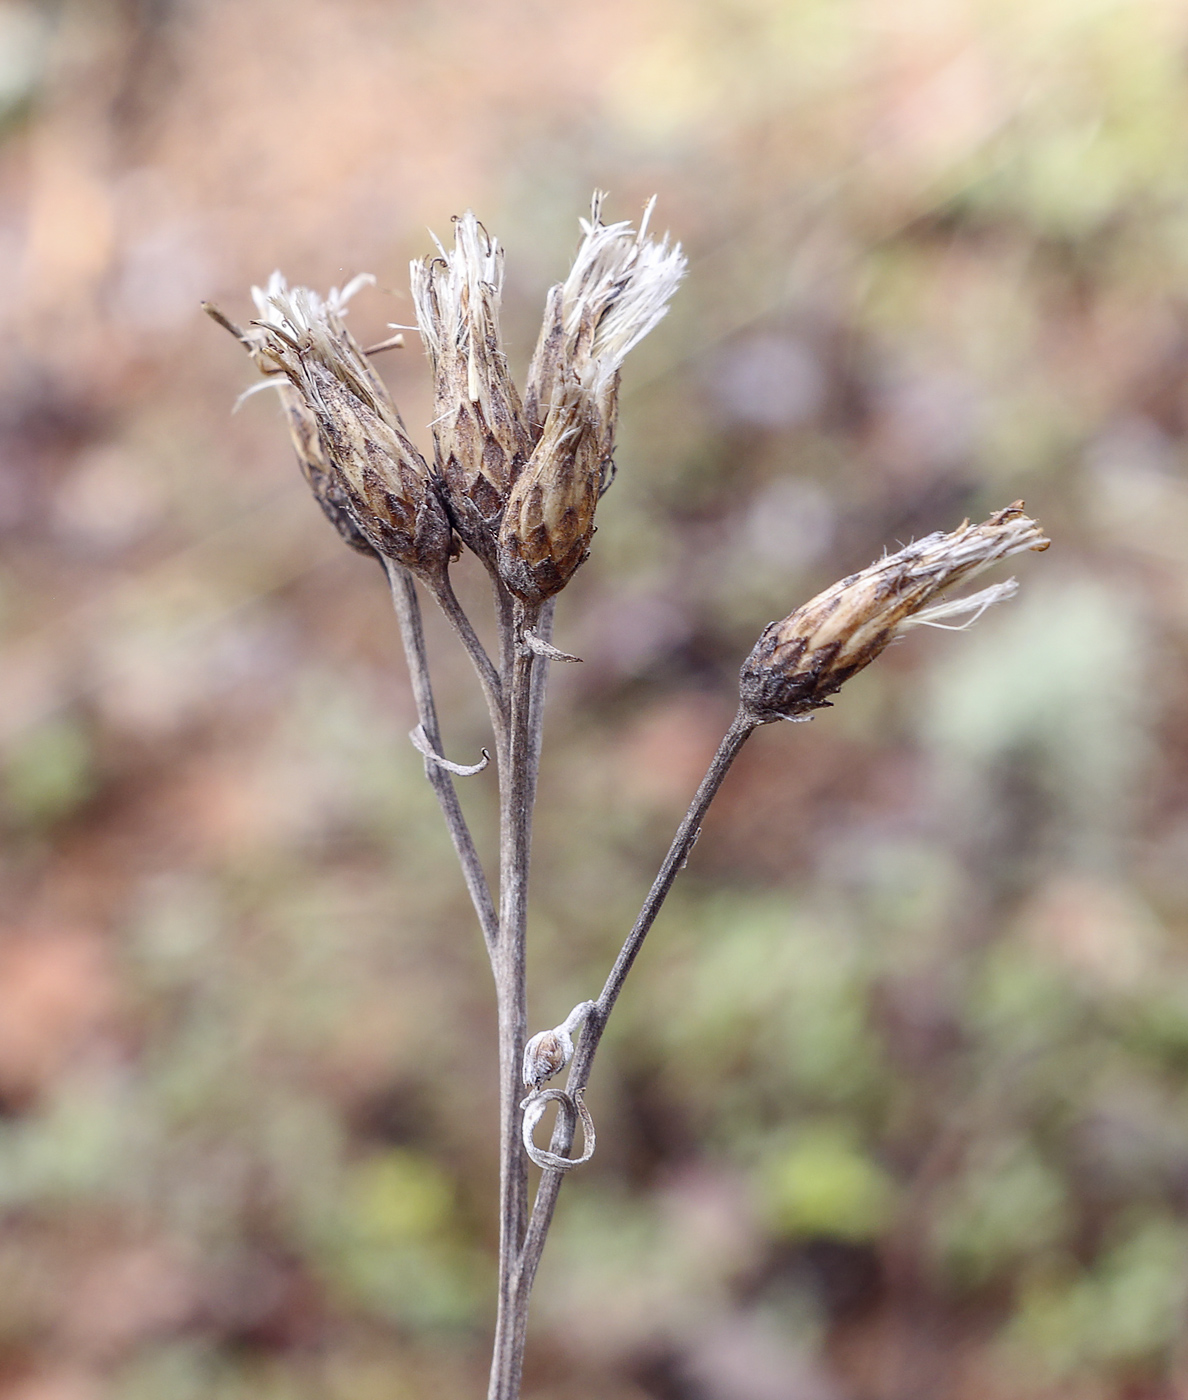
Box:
278, 387, 376, 558
496, 363, 617, 603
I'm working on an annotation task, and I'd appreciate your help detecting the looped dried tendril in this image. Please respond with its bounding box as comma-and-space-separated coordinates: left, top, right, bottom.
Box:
408, 724, 491, 776
520, 1087, 595, 1172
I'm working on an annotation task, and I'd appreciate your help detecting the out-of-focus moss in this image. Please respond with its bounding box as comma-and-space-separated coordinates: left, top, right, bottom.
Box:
309, 1148, 483, 1331
2, 715, 96, 827
966, 941, 1083, 1057
113, 1345, 322, 1400
757, 1124, 897, 1243
637, 894, 888, 1127
929, 1138, 1071, 1288
0, 1080, 142, 1210
1008, 1217, 1188, 1378
923, 578, 1149, 868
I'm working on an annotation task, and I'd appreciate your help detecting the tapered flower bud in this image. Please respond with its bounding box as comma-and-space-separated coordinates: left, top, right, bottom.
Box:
522, 1001, 594, 1096
740, 502, 1050, 722
211, 273, 451, 581
410, 214, 532, 566
497, 194, 686, 602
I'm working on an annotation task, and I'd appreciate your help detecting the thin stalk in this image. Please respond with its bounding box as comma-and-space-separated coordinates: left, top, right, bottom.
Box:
488, 598, 544, 1400
514, 708, 760, 1318
383, 560, 498, 949
427, 569, 507, 751
526, 597, 556, 790
493, 573, 517, 690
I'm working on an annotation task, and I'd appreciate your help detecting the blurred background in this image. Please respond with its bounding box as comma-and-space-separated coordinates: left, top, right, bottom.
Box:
1, 0, 1187, 1397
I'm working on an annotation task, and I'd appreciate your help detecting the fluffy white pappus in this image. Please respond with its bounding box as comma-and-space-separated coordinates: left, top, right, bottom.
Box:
409, 211, 504, 367
240, 270, 403, 435
899, 578, 1019, 632
558, 192, 686, 390
249, 270, 375, 358
870, 510, 1048, 594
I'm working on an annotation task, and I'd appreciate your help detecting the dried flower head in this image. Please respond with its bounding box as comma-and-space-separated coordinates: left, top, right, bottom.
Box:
497, 194, 686, 603
411, 214, 532, 566
207, 272, 451, 581
740, 502, 1050, 722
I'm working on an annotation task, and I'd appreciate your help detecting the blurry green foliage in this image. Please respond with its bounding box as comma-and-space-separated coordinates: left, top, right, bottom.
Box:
638, 894, 889, 1135
1010, 1218, 1188, 1378
313, 1148, 483, 1330
0, 1080, 139, 1210
2, 714, 95, 827
757, 1124, 897, 1243
930, 1138, 1071, 1287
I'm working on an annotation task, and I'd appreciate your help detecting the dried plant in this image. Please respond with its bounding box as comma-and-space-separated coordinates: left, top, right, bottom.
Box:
206, 195, 1049, 1400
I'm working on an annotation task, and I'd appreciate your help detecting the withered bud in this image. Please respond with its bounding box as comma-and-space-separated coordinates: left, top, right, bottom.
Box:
410, 214, 531, 565
740, 502, 1050, 722
210, 272, 451, 581
522, 1000, 594, 1096
496, 367, 614, 604
498, 194, 686, 603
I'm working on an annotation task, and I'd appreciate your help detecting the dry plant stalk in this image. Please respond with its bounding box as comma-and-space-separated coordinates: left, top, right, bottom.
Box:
206, 196, 1049, 1400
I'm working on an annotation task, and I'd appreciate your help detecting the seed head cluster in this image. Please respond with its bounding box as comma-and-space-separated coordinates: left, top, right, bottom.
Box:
207, 200, 1049, 721
207, 195, 686, 599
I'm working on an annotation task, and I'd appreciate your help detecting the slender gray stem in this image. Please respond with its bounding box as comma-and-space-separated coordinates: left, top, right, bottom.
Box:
527, 597, 556, 790
513, 708, 760, 1314
488, 598, 544, 1400
383, 560, 498, 950
427, 570, 507, 748
493, 574, 517, 692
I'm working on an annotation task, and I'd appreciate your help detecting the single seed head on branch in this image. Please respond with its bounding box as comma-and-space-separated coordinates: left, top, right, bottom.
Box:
206, 272, 452, 582
411, 214, 532, 566
739, 502, 1051, 723
497, 194, 686, 603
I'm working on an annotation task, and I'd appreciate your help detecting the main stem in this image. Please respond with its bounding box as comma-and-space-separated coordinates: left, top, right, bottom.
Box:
489, 599, 543, 1400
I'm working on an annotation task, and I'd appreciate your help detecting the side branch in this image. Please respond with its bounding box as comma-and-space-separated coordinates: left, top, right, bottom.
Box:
384, 560, 499, 950
427, 570, 507, 746
515, 707, 760, 1298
